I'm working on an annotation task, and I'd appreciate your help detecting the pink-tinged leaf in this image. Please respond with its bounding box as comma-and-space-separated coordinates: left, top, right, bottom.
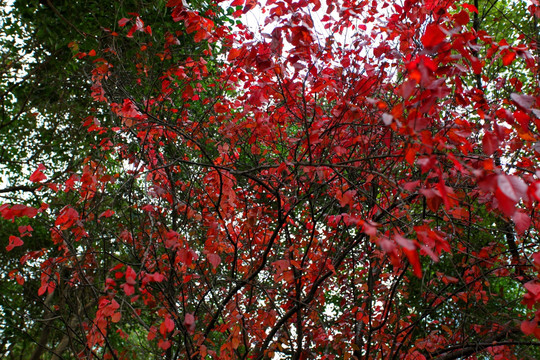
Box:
6, 235, 23, 251
420, 244, 439, 262
421, 24, 446, 48
511, 93, 536, 111
482, 131, 499, 156
379, 238, 396, 254
521, 319, 538, 335
362, 222, 377, 236
382, 113, 393, 125
135, 17, 144, 30
402, 180, 420, 192
498, 174, 527, 201
121, 283, 135, 296
401, 79, 416, 99
394, 234, 415, 250
118, 18, 130, 27
496, 174, 527, 216
512, 210, 531, 235
184, 313, 195, 333
207, 253, 221, 268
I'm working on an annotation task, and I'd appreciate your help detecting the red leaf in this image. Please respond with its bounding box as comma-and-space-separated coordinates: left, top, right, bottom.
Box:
214, 102, 229, 113
111, 312, 121, 323
99, 209, 115, 218
530, 182, 540, 201
462, 3, 478, 13
502, 51, 516, 66
394, 234, 422, 277
524, 281, 540, 296
521, 319, 538, 335
127, 25, 137, 38
125, 266, 137, 285
18, 225, 33, 236
38, 283, 48, 296
30, 164, 47, 182
227, 47, 242, 61
158, 339, 171, 350
404, 248, 422, 278
160, 316, 175, 336
20, 205, 38, 218
6, 235, 23, 251
243, 0, 257, 13
453, 10, 470, 26
55, 206, 79, 230
147, 326, 157, 341
532, 254, 540, 275
421, 24, 446, 48
15, 274, 24, 285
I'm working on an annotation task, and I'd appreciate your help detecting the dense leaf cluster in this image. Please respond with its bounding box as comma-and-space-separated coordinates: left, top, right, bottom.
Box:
2, 0, 540, 359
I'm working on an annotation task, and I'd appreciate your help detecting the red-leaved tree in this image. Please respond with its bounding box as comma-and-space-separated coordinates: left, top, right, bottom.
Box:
3, 0, 540, 359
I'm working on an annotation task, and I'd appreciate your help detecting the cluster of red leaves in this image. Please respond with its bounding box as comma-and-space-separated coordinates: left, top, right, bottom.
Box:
3, 0, 540, 359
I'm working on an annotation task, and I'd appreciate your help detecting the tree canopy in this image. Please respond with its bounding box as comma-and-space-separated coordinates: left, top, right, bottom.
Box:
2, 0, 540, 359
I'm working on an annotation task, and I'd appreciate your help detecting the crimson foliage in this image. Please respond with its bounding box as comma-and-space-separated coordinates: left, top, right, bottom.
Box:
3, 0, 540, 359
